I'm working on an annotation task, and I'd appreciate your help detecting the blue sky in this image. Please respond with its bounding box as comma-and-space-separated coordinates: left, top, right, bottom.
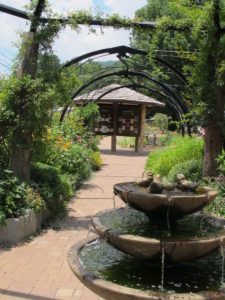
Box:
93, 0, 109, 10
0, 0, 147, 74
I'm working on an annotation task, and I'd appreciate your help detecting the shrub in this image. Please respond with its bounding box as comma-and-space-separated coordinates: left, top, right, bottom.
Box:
79, 102, 100, 132
91, 151, 102, 170
158, 134, 173, 146
59, 144, 92, 181
216, 149, 225, 175
204, 183, 225, 217
31, 163, 71, 215
0, 170, 44, 225
145, 136, 204, 177
154, 113, 168, 131
167, 159, 203, 182
30, 110, 102, 220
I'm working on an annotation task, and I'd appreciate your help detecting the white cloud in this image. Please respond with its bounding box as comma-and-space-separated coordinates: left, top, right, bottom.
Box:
50, 0, 94, 13
53, 26, 131, 63
104, 0, 147, 17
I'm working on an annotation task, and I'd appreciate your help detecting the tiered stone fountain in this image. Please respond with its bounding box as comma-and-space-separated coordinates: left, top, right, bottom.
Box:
68, 173, 225, 300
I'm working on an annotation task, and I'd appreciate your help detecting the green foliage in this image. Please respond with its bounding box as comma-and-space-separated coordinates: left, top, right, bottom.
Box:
91, 151, 102, 170
204, 183, 225, 217
145, 136, 204, 176
30, 163, 71, 215
131, 0, 225, 132
80, 103, 100, 132
60, 143, 92, 181
68, 10, 138, 31
158, 134, 174, 146
32, 110, 100, 187
118, 137, 136, 148
154, 113, 169, 131
216, 149, 225, 175
118, 137, 148, 148
168, 158, 202, 182
0, 170, 44, 225
0, 75, 56, 140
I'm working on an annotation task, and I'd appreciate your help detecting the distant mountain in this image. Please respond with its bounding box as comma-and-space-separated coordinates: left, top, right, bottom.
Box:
99, 61, 121, 68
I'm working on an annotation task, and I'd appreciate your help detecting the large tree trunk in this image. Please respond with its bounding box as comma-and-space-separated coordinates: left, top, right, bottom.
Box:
11, 33, 39, 180
10, 0, 46, 181
203, 87, 225, 176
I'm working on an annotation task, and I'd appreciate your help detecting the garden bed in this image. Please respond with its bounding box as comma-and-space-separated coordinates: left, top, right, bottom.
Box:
0, 209, 49, 245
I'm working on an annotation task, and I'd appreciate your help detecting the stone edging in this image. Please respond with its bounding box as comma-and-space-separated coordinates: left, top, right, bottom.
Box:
0, 209, 49, 245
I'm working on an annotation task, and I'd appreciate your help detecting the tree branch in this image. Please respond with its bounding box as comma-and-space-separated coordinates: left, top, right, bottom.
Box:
213, 0, 221, 34
30, 0, 46, 32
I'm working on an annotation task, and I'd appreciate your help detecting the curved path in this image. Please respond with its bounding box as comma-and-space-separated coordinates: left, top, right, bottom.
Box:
0, 137, 148, 300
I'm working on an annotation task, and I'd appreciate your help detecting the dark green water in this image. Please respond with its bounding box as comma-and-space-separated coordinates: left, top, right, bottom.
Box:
98, 208, 225, 240
80, 239, 225, 293
118, 182, 205, 196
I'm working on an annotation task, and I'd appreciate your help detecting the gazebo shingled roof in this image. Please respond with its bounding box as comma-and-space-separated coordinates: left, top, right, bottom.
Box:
73, 84, 164, 108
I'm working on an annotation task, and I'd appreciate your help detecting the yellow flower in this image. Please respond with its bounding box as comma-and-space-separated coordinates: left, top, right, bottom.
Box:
61, 141, 71, 151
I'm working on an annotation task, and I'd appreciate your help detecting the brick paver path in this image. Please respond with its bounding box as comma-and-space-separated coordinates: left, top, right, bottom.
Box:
0, 137, 149, 300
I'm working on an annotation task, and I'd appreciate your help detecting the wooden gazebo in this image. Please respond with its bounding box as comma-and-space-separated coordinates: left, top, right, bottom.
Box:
73, 84, 164, 152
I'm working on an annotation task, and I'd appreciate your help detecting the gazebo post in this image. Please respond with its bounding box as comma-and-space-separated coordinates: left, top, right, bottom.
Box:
136, 104, 146, 153
111, 103, 118, 152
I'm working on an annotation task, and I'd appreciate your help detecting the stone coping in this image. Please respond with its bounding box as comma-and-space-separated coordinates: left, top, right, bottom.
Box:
92, 209, 225, 262
113, 182, 217, 219
68, 236, 225, 300
0, 209, 49, 245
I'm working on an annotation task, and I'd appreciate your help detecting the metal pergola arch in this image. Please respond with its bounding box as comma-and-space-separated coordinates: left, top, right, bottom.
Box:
63, 45, 188, 86
60, 69, 188, 126
60, 45, 190, 136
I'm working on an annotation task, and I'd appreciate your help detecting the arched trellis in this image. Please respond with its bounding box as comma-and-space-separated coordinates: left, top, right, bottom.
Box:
63, 45, 188, 86
60, 69, 188, 123
60, 45, 190, 135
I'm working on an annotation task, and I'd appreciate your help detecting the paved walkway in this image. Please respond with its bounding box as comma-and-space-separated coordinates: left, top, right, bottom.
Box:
0, 137, 149, 300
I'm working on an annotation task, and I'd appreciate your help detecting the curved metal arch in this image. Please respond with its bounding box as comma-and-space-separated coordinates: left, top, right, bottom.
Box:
62, 45, 187, 85
72, 70, 188, 111
60, 69, 187, 123
78, 82, 186, 135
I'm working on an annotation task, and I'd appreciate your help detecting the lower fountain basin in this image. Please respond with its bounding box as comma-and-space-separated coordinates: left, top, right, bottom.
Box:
113, 182, 217, 220
68, 237, 225, 300
92, 208, 225, 262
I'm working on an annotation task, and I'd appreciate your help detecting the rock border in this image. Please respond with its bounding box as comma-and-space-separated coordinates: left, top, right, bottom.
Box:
0, 209, 49, 245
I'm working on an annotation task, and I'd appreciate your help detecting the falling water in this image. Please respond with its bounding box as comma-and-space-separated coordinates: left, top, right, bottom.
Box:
166, 197, 171, 237
161, 241, 165, 296
199, 211, 204, 233
86, 224, 92, 238
113, 193, 116, 209
220, 244, 225, 285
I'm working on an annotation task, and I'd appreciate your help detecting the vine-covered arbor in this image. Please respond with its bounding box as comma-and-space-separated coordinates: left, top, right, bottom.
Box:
60, 45, 190, 139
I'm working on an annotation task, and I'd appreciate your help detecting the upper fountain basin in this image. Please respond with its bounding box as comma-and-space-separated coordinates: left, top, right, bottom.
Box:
92, 208, 225, 262
113, 182, 217, 220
